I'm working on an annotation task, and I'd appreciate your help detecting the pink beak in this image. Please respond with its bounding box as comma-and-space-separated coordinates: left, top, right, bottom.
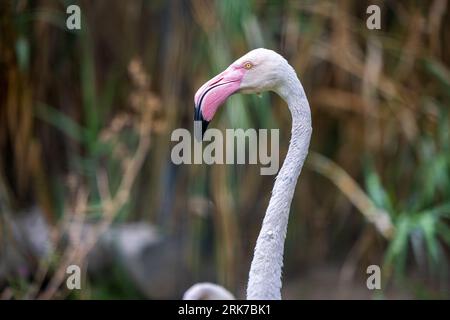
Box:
194, 66, 245, 138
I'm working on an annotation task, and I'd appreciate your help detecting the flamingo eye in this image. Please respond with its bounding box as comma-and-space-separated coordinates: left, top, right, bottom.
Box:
243, 62, 253, 70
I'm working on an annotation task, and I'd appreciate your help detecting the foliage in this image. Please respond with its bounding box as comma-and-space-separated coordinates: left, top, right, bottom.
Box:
0, 0, 449, 299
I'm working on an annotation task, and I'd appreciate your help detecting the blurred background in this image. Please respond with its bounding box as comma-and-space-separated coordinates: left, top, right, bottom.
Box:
1, 0, 449, 299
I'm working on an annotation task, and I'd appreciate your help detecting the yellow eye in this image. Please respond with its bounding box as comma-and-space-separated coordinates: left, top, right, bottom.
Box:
244, 62, 253, 70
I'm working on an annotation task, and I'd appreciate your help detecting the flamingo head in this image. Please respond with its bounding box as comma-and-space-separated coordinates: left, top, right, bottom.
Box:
194, 48, 288, 137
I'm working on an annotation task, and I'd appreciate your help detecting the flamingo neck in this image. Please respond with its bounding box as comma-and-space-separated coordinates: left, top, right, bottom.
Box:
246, 68, 312, 300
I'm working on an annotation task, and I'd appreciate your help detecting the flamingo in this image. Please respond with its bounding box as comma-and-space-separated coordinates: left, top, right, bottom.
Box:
185, 48, 312, 300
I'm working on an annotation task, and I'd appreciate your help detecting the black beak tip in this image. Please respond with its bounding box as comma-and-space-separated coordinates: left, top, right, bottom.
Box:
201, 119, 210, 137
194, 105, 210, 140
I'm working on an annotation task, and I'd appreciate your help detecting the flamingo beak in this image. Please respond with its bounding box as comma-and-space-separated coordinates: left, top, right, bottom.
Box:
194, 67, 245, 139
194, 103, 210, 139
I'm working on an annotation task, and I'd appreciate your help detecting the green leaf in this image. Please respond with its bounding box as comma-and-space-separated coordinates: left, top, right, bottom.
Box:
15, 36, 29, 71
418, 213, 439, 265
423, 58, 450, 97
385, 215, 410, 274
436, 223, 450, 247
365, 169, 393, 213
421, 202, 450, 219
36, 103, 84, 141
